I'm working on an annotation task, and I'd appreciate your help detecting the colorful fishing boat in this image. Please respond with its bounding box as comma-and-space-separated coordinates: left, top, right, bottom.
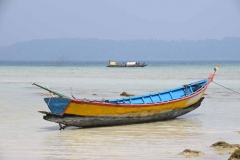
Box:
34, 66, 220, 129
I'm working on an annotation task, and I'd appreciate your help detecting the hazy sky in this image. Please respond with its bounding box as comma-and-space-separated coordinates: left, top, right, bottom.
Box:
0, 0, 240, 46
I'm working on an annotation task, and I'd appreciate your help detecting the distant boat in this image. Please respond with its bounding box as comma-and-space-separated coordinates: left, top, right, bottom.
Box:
33, 66, 221, 129
106, 60, 147, 67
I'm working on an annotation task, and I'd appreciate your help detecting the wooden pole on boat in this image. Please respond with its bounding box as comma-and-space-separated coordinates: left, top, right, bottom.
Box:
32, 82, 70, 98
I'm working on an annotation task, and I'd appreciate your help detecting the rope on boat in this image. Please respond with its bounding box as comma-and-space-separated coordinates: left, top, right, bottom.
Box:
212, 81, 240, 95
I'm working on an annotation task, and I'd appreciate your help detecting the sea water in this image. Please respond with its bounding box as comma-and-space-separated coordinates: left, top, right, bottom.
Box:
0, 61, 240, 160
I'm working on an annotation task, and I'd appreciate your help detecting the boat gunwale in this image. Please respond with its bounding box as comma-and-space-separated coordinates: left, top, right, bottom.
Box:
69, 86, 207, 108
67, 74, 214, 108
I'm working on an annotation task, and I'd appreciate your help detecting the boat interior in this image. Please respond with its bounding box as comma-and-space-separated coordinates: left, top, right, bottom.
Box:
107, 79, 208, 104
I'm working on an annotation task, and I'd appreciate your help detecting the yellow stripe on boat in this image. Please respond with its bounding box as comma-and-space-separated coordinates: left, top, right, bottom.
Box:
64, 89, 206, 117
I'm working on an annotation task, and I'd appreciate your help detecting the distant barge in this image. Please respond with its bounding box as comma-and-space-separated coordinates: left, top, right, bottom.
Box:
107, 60, 147, 67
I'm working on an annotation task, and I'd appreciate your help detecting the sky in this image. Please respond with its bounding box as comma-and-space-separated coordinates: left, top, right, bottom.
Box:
0, 0, 240, 46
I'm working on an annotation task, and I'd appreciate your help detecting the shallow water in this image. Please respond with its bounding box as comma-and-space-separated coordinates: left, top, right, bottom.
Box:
0, 61, 240, 159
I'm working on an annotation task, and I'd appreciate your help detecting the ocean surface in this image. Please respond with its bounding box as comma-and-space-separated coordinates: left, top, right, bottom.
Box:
0, 61, 240, 160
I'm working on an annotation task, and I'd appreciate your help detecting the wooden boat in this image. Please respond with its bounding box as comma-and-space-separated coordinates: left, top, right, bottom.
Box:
106, 60, 147, 67
34, 67, 219, 129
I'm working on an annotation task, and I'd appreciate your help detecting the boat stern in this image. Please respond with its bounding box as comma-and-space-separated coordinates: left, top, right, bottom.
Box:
44, 97, 71, 115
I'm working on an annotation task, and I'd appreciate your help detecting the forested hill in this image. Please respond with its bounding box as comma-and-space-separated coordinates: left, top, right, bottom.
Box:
0, 37, 240, 61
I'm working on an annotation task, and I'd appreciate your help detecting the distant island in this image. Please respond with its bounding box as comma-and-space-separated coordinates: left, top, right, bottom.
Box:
0, 37, 240, 61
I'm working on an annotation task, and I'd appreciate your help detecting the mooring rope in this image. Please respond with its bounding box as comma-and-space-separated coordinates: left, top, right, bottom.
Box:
212, 81, 240, 95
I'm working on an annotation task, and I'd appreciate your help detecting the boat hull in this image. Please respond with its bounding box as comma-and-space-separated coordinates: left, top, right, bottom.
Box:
63, 87, 206, 117
41, 97, 204, 128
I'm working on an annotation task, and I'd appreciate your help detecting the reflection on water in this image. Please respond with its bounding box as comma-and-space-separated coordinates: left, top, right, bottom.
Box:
45, 117, 202, 136
42, 118, 202, 159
